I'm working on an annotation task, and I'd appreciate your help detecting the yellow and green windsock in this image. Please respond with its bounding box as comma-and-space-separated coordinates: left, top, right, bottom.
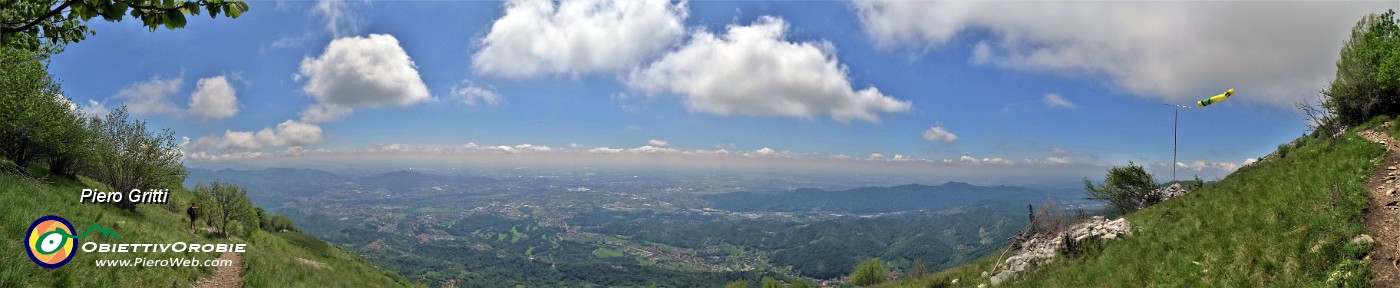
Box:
1196, 88, 1235, 107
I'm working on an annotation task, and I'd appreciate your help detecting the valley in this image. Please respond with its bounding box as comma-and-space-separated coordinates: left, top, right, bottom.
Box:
187, 168, 1092, 286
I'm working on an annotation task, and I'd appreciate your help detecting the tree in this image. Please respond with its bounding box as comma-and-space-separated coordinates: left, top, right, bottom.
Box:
265, 214, 298, 232
195, 181, 257, 237
1084, 161, 1159, 214
84, 106, 186, 211
912, 257, 926, 278
788, 279, 815, 288
760, 277, 781, 288
1321, 9, 1400, 127
0, 47, 88, 174
723, 280, 749, 288
850, 258, 888, 286
1, 0, 250, 52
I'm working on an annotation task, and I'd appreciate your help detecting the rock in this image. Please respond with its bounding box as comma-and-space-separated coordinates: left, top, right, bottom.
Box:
990, 274, 1007, 285
951, 278, 959, 284
1391, 166, 1398, 170
988, 216, 1131, 284
1353, 234, 1376, 245
981, 271, 989, 277
978, 284, 988, 288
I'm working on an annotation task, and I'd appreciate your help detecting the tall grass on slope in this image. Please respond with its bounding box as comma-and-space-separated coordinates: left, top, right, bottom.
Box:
0, 170, 223, 287
241, 229, 414, 287
891, 130, 1384, 287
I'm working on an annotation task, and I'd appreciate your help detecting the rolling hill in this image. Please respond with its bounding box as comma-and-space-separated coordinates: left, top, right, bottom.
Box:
889, 119, 1400, 287
0, 167, 415, 287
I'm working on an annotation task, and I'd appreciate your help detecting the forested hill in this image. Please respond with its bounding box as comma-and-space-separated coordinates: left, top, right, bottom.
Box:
703, 182, 1050, 213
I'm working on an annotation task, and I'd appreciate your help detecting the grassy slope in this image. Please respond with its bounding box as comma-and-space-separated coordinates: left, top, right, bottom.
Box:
0, 169, 414, 287
890, 125, 1387, 287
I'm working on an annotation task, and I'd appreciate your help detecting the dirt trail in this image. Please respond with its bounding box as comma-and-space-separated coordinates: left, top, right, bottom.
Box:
194, 251, 243, 288
1357, 125, 1400, 287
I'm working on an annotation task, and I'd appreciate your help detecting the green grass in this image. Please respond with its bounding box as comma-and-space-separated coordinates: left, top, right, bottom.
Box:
0, 170, 224, 287
890, 125, 1386, 287
0, 168, 415, 287
242, 229, 413, 287
592, 248, 625, 258
274, 232, 332, 258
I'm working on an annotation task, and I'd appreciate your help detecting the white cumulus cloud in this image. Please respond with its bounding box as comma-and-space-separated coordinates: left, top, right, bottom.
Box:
189, 76, 239, 120
922, 125, 958, 142
473, 0, 688, 78
647, 139, 669, 147
194, 120, 324, 150
80, 100, 109, 117
115, 75, 183, 115
853, 1, 1392, 106
629, 16, 911, 123
298, 34, 430, 122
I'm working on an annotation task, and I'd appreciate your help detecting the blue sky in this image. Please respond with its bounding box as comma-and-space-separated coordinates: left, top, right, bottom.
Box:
44, 0, 1397, 183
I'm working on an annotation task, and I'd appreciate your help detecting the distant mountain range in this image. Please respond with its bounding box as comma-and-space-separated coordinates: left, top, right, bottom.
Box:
702, 182, 1053, 214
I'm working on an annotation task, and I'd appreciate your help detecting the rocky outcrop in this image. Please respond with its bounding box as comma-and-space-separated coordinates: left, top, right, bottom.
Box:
988, 216, 1132, 286
1152, 183, 1190, 202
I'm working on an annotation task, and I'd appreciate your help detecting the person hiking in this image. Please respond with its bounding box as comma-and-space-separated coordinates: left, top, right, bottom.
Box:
188, 204, 199, 233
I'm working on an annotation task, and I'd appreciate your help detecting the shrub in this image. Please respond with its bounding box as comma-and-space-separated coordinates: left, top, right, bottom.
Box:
194, 182, 259, 238
83, 107, 186, 211
1084, 161, 1159, 215
850, 258, 888, 286
1320, 9, 1400, 128
0, 47, 88, 176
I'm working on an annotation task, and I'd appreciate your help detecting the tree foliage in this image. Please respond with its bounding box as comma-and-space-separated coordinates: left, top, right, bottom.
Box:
194, 181, 257, 238
1320, 9, 1400, 128
849, 258, 887, 286
1, 0, 249, 52
0, 47, 87, 174
1084, 161, 1159, 215
84, 106, 187, 211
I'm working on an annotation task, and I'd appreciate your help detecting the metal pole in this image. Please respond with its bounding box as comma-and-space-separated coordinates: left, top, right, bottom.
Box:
1173, 107, 1178, 182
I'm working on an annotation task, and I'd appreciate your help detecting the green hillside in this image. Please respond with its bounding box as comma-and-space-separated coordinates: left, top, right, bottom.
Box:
0, 167, 415, 287
890, 120, 1400, 287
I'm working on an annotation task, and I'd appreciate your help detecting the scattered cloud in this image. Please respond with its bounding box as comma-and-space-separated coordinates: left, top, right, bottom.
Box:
450, 80, 504, 106
853, 1, 1391, 106
300, 104, 354, 123
313, 0, 362, 37
647, 139, 669, 147
1043, 93, 1075, 109
189, 76, 239, 120
1050, 147, 1071, 155
629, 16, 911, 122
473, 0, 688, 78
193, 120, 324, 150
262, 32, 313, 52
297, 34, 430, 122
959, 155, 1013, 165
1173, 160, 1240, 172
921, 125, 958, 142
80, 100, 109, 117
752, 147, 777, 157
115, 75, 182, 115
1045, 157, 1073, 164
